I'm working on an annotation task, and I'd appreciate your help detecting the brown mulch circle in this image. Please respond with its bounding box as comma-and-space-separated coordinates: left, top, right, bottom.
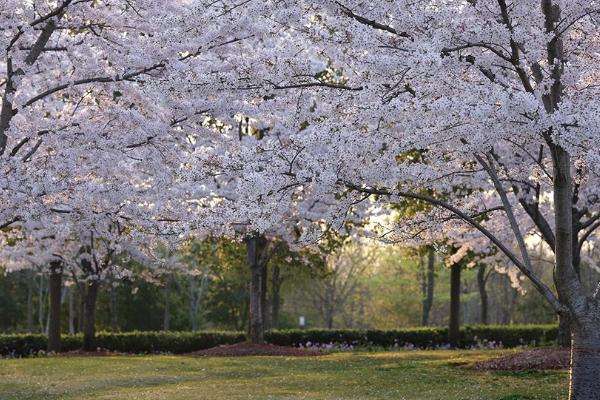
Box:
471, 348, 570, 371
187, 342, 324, 357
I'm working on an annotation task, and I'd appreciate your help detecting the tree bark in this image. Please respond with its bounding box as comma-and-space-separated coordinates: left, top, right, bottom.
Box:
163, 281, 171, 331
569, 314, 600, 400
261, 262, 269, 330
109, 284, 118, 332
246, 235, 267, 344
68, 286, 75, 334
448, 262, 461, 346
422, 246, 435, 326
557, 314, 572, 348
271, 264, 282, 329
82, 280, 99, 351
26, 271, 35, 333
477, 264, 488, 325
47, 261, 63, 352
77, 282, 85, 333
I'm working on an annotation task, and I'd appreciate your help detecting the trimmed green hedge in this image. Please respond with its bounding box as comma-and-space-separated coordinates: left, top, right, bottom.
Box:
0, 325, 557, 357
266, 325, 558, 349
0, 331, 246, 357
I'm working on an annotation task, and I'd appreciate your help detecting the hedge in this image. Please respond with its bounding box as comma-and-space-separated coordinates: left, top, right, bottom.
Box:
0, 331, 246, 357
0, 325, 557, 357
266, 325, 558, 349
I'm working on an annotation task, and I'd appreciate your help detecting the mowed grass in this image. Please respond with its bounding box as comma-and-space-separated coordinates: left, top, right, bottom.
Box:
0, 349, 567, 400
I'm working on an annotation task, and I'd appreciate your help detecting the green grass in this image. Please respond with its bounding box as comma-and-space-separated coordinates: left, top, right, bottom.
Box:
0, 350, 567, 400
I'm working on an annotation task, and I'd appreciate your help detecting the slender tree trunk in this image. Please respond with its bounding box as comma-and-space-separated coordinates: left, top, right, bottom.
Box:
68, 287, 75, 334
189, 278, 199, 332
38, 274, 45, 333
325, 309, 334, 329
163, 282, 171, 331
271, 265, 281, 329
47, 261, 63, 352
77, 282, 85, 333
422, 247, 435, 326
246, 235, 267, 344
477, 264, 489, 325
261, 262, 269, 330
109, 284, 118, 332
448, 263, 461, 346
82, 280, 99, 351
26, 272, 35, 333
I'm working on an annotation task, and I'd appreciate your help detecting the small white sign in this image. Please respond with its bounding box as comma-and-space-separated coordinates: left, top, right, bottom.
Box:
299, 316, 306, 327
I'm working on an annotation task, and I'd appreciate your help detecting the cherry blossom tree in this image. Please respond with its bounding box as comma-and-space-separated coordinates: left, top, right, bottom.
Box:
215, 1, 600, 397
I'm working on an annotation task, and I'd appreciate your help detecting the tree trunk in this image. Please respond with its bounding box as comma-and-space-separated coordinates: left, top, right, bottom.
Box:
82, 280, 99, 351
448, 263, 461, 346
47, 262, 63, 353
422, 246, 435, 326
26, 272, 35, 333
163, 282, 171, 331
246, 235, 267, 344
109, 284, 118, 332
557, 314, 572, 348
68, 286, 75, 334
38, 274, 45, 333
569, 315, 600, 400
477, 264, 488, 325
271, 265, 282, 329
77, 282, 85, 333
261, 262, 269, 330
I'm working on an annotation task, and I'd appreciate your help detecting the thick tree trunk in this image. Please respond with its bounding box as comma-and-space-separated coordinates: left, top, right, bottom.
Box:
448, 263, 461, 346
82, 280, 99, 351
569, 315, 600, 400
47, 262, 63, 353
271, 265, 282, 329
422, 246, 435, 326
557, 314, 572, 348
246, 235, 267, 344
477, 264, 488, 325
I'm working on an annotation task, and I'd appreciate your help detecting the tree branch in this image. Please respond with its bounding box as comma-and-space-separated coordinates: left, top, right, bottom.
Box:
342, 180, 566, 314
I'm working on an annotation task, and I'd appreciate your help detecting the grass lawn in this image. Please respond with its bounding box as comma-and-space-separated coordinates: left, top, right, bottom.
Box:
0, 349, 567, 400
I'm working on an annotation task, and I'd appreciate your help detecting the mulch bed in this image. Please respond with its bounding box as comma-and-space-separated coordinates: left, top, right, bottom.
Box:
472, 348, 570, 371
187, 342, 323, 357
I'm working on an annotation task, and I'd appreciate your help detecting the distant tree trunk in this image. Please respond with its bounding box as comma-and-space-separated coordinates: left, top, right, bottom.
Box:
47, 261, 63, 352
26, 272, 35, 333
325, 307, 334, 329
477, 264, 489, 325
77, 282, 85, 333
261, 262, 269, 330
109, 284, 118, 332
38, 274, 45, 333
68, 286, 76, 334
163, 281, 171, 331
246, 234, 267, 344
448, 263, 461, 346
421, 247, 435, 326
271, 264, 282, 329
82, 280, 99, 351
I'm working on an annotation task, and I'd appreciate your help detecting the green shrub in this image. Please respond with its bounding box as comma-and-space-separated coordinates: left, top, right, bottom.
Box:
266, 325, 558, 349
0, 325, 557, 357
0, 331, 246, 357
